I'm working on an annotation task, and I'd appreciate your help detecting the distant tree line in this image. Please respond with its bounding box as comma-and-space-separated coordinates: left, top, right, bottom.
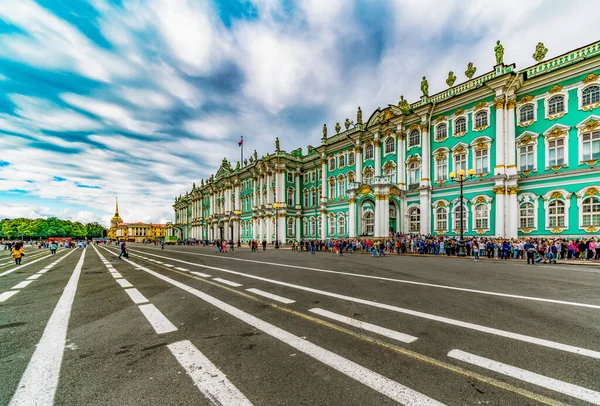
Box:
0, 217, 107, 239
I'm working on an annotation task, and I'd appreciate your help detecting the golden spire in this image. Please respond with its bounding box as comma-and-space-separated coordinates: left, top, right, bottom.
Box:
115, 197, 119, 216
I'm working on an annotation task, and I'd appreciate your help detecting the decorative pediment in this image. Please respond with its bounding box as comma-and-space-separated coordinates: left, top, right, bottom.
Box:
548, 84, 563, 94
518, 94, 534, 104
470, 195, 492, 204
542, 123, 571, 139
432, 147, 449, 159
515, 131, 539, 146
542, 189, 569, 201
405, 154, 422, 164
451, 142, 468, 154
575, 115, 600, 133
474, 101, 487, 110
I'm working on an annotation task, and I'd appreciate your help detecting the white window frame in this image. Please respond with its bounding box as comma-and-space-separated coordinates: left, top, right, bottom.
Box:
310, 217, 316, 236
518, 196, 537, 231
435, 207, 448, 231
303, 173, 308, 184
472, 108, 490, 131
310, 188, 317, 206
581, 130, 600, 162
542, 190, 570, 231
579, 84, 600, 110
408, 207, 420, 233
303, 219, 309, 236
303, 189, 309, 206
515, 132, 539, 172
363, 166, 374, 181
452, 204, 468, 233
348, 151, 355, 166
408, 129, 421, 148
287, 172, 294, 183
287, 218, 294, 237
363, 211, 375, 235
338, 176, 346, 197
338, 153, 345, 169
338, 215, 346, 236
328, 178, 336, 199
365, 143, 374, 160
576, 116, 600, 164
473, 203, 489, 230
545, 92, 569, 119
329, 158, 336, 172
407, 162, 421, 186
287, 188, 294, 206
518, 103, 537, 125
453, 151, 468, 174
543, 125, 571, 169
453, 115, 467, 136
581, 195, 600, 228
384, 137, 395, 155
435, 122, 448, 141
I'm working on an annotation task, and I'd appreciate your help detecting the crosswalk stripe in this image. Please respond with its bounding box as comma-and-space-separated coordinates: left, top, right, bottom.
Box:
11, 281, 33, 289
116, 279, 133, 288
309, 308, 418, 344
448, 349, 600, 405
138, 304, 178, 334
0, 291, 19, 302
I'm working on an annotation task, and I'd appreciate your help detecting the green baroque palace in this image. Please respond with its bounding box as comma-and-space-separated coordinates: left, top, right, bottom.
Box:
171, 40, 600, 243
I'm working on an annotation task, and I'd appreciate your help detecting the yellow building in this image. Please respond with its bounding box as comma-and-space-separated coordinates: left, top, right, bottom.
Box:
108, 198, 166, 242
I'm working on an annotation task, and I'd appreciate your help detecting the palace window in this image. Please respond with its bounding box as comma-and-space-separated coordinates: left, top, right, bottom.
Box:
288, 219, 294, 237
453, 205, 467, 231
454, 151, 467, 173
364, 168, 374, 181
287, 172, 294, 183
582, 196, 600, 226
310, 218, 316, 236
329, 158, 335, 172
408, 162, 420, 186
548, 138, 565, 166
311, 171, 316, 182
435, 156, 448, 181
303, 220, 309, 236
454, 117, 466, 134
311, 188, 317, 206
339, 154, 345, 168
303, 189, 309, 206
385, 137, 395, 154
436, 123, 447, 140
475, 111, 488, 128
582, 131, 600, 161
474, 204, 489, 229
436, 208, 448, 231
548, 200, 566, 227
328, 216, 335, 236
365, 144, 374, 160
519, 145, 535, 171
409, 208, 420, 233
519, 105, 534, 123
303, 173, 308, 183
409, 130, 420, 147
287, 189, 294, 206
338, 176, 346, 197
519, 202, 535, 229
338, 216, 346, 235
348, 152, 355, 166
364, 212, 374, 235
582, 86, 600, 106
329, 180, 336, 199
548, 95, 565, 115
474, 148, 489, 174
384, 165, 396, 180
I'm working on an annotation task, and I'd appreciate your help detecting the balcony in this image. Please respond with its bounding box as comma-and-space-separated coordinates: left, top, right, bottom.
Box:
365, 175, 395, 186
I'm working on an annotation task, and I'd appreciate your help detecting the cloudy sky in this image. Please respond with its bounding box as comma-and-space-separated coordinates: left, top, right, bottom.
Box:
0, 0, 597, 227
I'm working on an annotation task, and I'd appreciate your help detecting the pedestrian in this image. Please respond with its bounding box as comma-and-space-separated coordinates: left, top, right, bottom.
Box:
118, 241, 128, 258
49, 241, 58, 255
262, 240, 267, 251
524, 240, 536, 265
473, 240, 479, 261
161, 239, 165, 250
11, 243, 25, 265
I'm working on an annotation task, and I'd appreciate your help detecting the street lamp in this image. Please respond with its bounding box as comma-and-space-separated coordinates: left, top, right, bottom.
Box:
273, 202, 282, 248
234, 210, 242, 247
449, 168, 475, 256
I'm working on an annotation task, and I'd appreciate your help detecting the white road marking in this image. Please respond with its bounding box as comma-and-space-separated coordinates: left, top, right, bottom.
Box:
309, 308, 418, 344
246, 288, 295, 304
111, 272, 123, 278
213, 278, 242, 287
155, 249, 600, 310
174, 267, 189, 271
124, 288, 149, 304
9, 249, 86, 406
448, 349, 600, 405
0, 290, 19, 302
27, 274, 43, 280
116, 278, 133, 288
0, 253, 54, 277
123, 249, 600, 360
190, 271, 211, 278
106, 251, 444, 405
164, 264, 174, 268
11, 281, 33, 289
138, 304, 178, 334
168, 340, 254, 405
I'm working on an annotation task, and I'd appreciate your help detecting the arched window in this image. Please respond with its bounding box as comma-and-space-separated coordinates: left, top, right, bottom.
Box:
383, 164, 396, 179
310, 188, 317, 206
548, 95, 565, 115
454, 117, 466, 134
436, 208, 448, 231
519, 105, 534, 123
348, 152, 355, 166
364, 168, 374, 181
453, 205, 467, 232
474, 204, 489, 229
475, 111, 488, 128
519, 202, 535, 229
436, 123, 447, 140
385, 137, 395, 154
303, 189, 309, 206
548, 200, 566, 227
454, 150, 467, 173
365, 144, 374, 160
338, 216, 346, 235
408, 162, 420, 186
329, 179, 336, 199
339, 154, 345, 168
363, 212, 374, 235
582, 130, 600, 161
338, 176, 346, 197
303, 219, 309, 236
582, 86, 600, 106
582, 196, 600, 226
409, 208, 420, 232
310, 218, 316, 236
287, 188, 294, 206
435, 155, 448, 181
328, 215, 336, 236
287, 219, 295, 237
409, 130, 420, 147
329, 158, 336, 171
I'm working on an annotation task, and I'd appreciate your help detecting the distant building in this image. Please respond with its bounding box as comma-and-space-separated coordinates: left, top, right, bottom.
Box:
108, 198, 166, 242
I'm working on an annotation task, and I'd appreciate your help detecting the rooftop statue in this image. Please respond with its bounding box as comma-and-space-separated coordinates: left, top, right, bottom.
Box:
235, 161, 240, 170
322, 123, 327, 138
201, 179, 204, 187
253, 150, 258, 160
244, 158, 248, 166
446, 71, 456, 87
533, 42, 548, 62
398, 95, 410, 112
420, 76, 429, 97
344, 118, 351, 130
335, 122, 341, 134
357, 106, 362, 124
275, 137, 280, 151
494, 40, 504, 65
465, 62, 477, 79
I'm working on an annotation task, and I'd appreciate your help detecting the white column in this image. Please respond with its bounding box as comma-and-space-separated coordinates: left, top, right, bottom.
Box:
257, 218, 263, 241
374, 198, 383, 237
320, 211, 327, 239
267, 172, 273, 205
295, 215, 301, 240
374, 138, 382, 177
506, 99, 517, 176
380, 196, 390, 237
259, 176, 264, 206
252, 218, 257, 240
234, 184, 240, 211
321, 158, 327, 201
420, 123, 431, 187
494, 99, 505, 176
275, 171, 281, 204
295, 171, 300, 206
348, 197, 357, 238
508, 187, 519, 238
253, 177, 258, 208
355, 144, 363, 183
232, 219, 239, 242
494, 188, 505, 237
419, 189, 430, 234
396, 132, 406, 188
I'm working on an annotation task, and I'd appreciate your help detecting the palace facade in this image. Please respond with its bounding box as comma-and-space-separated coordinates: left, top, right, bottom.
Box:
171, 40, 600, 243
108, 199, 166, 242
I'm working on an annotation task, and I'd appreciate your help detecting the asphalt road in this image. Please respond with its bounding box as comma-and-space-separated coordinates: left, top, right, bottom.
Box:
1, 243, 599, 406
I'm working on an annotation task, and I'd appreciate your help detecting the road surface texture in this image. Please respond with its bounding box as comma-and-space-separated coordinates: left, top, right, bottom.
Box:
1, 243, 599, 406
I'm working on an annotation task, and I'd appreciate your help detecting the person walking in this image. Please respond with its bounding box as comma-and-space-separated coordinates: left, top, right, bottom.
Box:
118, 241, 128, 259
11, 243, 25, 265
49, 241, 58, 255
262, 240, 267, 251
161, 239, 165, 250
472, 240, 479, 261
524, 240, 536, 265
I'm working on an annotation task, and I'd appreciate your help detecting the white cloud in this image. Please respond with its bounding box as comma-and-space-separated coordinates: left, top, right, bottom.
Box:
120, 87, 173, 109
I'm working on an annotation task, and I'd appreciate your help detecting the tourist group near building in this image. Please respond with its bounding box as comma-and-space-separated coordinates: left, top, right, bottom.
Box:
170, 40, 600, 245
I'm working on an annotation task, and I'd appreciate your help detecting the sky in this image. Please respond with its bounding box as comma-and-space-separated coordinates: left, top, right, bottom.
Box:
0, 0, 598, 227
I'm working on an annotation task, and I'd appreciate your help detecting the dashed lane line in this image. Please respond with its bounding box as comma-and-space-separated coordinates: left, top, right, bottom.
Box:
9, 248, 86, 406
448, 349, 600, 405
124, 288, 149, 304
190, 271, 211, 278
120, 248, 600, 360
212, 278, 242, 287
0, 291, 19, 302
245, 288, 295, 304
